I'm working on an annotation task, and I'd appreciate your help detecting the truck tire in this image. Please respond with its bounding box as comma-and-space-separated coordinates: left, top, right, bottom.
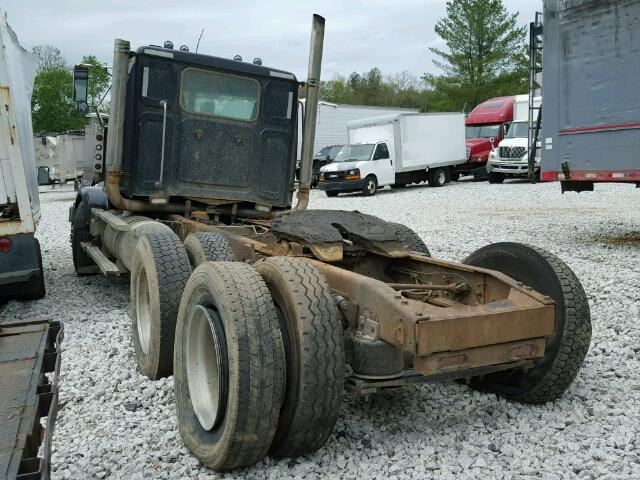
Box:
254, 257, 344, 458
325, 191, 339, 197
174, 262, 284, 471
71, 199, 98, 276
463, 243, 592, 403
488, 171, 505, 184
362, 175, 377, 196
130, 232, 191, 379
428, 168, 446, 187
389, 222, 431, 256
184, 232, 235, 268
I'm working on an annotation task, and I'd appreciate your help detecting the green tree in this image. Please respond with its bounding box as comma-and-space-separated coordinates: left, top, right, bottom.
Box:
31, 44, 84, 133
31, 66, 85, 133
80, 55, 110, 111
425, 0, 528, 110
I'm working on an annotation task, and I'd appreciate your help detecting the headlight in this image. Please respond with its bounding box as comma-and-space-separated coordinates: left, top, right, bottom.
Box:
345, 169, 360, 180
489, 149, 497, 160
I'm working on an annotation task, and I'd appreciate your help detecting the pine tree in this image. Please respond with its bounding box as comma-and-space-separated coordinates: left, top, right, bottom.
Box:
426, 0, 528, 111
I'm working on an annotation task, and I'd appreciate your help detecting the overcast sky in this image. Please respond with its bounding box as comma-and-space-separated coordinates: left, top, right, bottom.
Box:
3, 0, 541, 80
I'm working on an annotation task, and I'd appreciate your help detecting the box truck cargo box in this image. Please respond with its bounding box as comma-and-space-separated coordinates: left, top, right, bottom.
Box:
318, 112, 466, 196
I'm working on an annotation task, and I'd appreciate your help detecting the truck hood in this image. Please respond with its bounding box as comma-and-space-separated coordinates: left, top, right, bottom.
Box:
465, 137, 493, 156
320, 161, 362, 172
498, 138, 528, 148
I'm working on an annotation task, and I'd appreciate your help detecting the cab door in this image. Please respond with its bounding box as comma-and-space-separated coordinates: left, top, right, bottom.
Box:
370, 142, 395, 186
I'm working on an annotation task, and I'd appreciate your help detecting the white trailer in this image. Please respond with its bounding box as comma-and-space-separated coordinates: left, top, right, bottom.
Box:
0, 13, 45, 299
296, 100, 417, 160
34, 132, 84, 185
318, 112, 466, 196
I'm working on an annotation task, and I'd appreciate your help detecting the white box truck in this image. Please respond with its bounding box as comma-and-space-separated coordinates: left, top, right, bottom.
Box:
486, 94, 541, 183
295, 101, 418, 186
318, 112, 466, 196
0, 14, 45, 300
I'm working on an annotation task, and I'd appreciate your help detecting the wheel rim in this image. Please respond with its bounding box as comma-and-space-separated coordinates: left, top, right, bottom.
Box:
437, 170, 445, 185
367, 179, 376, 194
136, 269, 152, 354
186, 304, 227, 431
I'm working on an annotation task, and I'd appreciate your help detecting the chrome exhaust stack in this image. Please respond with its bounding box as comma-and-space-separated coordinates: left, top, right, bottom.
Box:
295, 14, 325, 211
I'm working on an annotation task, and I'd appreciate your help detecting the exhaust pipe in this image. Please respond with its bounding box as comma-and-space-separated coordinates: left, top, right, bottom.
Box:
105, 39, 183, 213
295, 14, 325, 211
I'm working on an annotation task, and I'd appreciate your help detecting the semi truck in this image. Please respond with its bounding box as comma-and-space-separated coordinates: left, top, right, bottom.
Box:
318, 112, 466, 196
69, 15, 591, 471
80, 113, 107, 187
457, 95, 516, 180
539, 0, 640, 192
487, 95, 542, 183
0, 13, 45, 301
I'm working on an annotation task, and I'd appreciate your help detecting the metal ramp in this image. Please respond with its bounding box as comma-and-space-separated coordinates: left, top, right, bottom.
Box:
527, 11, 543, 181
0, 319, 63, 480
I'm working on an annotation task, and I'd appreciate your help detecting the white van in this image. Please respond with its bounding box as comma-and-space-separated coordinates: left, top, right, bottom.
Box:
318, 113, 466, 196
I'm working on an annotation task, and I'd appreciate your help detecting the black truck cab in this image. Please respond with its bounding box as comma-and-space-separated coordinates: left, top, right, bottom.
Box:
119, 46, 299, 209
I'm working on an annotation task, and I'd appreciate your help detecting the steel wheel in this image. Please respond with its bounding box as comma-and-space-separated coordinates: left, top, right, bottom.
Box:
429, 168, 446, 187
185, 305, 227, 431
363, 176, 377, 196
135, 268, 151, 355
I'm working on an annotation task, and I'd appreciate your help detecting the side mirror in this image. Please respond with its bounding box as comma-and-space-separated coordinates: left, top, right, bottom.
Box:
325, 154, 331, 161
489, 136, 496, 147
73, 65, 89, 114
37, 166, 51, 186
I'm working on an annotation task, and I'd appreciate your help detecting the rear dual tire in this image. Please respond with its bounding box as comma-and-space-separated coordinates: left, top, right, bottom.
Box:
174, 262, 284, 471
130, 232, 191, 379
428, 167, 446, 187
174, 258, 344, 469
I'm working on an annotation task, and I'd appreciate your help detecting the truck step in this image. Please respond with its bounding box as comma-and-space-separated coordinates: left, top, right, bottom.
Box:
91, 209, 130, 231
81, 242, 121, 276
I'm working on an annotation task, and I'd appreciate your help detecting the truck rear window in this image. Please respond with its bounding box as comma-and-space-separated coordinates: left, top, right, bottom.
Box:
180, 69, 260, 121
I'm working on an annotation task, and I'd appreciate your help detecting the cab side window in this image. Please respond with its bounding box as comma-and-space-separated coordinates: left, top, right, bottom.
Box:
373, 143, 389, 160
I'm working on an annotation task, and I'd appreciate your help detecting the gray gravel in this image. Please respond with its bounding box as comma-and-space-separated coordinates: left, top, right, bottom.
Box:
2, 180, 639, 479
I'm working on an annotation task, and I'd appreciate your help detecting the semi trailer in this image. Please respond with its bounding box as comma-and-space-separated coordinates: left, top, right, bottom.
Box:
33, 131, 84, 186
539, 0, 640, 192
0, 13, 45, 301
69, 15, 592, 471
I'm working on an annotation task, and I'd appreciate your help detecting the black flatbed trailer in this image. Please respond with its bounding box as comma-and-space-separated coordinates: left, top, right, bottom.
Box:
0, 319, 62, 480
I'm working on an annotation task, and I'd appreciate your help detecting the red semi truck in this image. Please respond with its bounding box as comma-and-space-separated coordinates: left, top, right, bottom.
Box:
455, 96, 515, 180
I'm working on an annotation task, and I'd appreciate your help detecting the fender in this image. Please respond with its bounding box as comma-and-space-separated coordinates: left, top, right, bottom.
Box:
69, 186, 109, 228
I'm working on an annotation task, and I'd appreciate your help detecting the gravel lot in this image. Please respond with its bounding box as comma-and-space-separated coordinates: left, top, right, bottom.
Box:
2, 180, 639, 479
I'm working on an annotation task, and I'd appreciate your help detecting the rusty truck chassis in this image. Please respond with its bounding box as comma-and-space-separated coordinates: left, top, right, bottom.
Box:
92, 211, 558, 394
